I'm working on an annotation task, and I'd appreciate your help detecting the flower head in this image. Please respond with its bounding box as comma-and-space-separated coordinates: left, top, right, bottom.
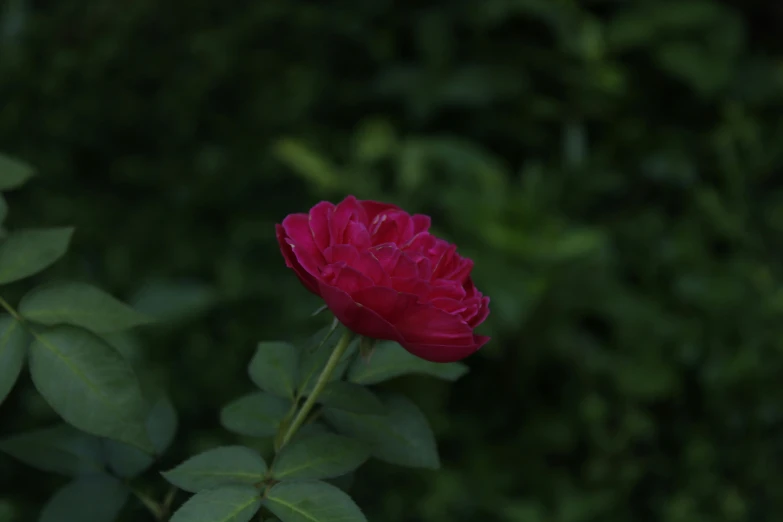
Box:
276, 196, 490, 362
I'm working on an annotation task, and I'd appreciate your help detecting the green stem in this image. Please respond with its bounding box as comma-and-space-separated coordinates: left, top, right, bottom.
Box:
295, 317, 339, 401
130, 486, 165, 520
161, 485, 177, 519
280, 328, 354, 448
0, 295, 66, 352
0, 295, 22, 322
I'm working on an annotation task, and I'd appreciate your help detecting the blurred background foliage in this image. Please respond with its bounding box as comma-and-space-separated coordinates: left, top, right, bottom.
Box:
2, 0, 783, 520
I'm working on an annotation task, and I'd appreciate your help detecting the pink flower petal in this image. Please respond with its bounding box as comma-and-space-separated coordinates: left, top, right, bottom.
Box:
395, 304, 475, 346
430, 297, 468, 315
402, 335, 490, 363
275, 224, 320, 295
324, 244, 360, 265
468, 296, 490, 328
412, 214, 431, 234
431, 245, 473, 283
427, 280, 466, 301
361, 200, 401, 223
403, 231, 436, 252
344, 222, 371, 250
318, 282, 403, 341
282, 214, 323, 259
308, 201, 334, 252
355, 251, 391, 286
324, 265, 375, 294
352, 286, 418, 324
387, 251, 419, 279
370, 210, 418, 245
390, 277, 431, 296
331, 196, 368, 243
369, 244, 400, 273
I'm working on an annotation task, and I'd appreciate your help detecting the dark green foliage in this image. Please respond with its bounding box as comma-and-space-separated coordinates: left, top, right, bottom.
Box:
2, 0, 783, 521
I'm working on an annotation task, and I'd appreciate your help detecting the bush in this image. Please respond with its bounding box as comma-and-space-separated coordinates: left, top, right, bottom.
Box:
2, 0, 783, 521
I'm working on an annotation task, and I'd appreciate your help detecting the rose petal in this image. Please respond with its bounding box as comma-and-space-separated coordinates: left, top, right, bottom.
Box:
369, 244, 400, 273
391, 277, 431, 296
389, 252, 419, 279
403, 231, 436, 252
431, 297, 468, 315
323, 265, 375, 294
344, 222, 371, 250
309, 201, 334, 252
282, 213, 322, 255
448, 256, 474, 283
361, 200, 401, 223
352, 287, 418, 324
372, 217, 402, 245
318, 282, 403, 341
395, 305, 475, 346
428, 280, 466, 301
431, 244, 473, 282
276, 224, 320, 295
458, 298, 480, 323
281, 214, 329, 282
324, 244, 360, 265
371, 211, 417, 245
414, 256, 432, 280
412, 214, 431, 234
331, 196, 368, 243
468, 296, 490, 328
355, 251, 391, 286
401, 335, 490, 363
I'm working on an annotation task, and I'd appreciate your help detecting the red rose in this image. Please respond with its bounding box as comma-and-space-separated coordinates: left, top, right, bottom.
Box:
276, 195, 490, 363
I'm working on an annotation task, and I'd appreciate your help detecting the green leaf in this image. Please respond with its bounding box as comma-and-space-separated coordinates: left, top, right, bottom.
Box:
102, 331, 145, 369
324, 392, 439, 469
170, 484, 261, 522
39, 475, 128, 522
28, 325, 154, 453
163, 446, 267, 493
0, 316, 27, 405
272, 433, 369, 481
347, 341, 469, 385
263, 480, 366, 522
19, 282, 152, 333
0, 424, 104, 476
0, 228, 73, 285
105, 394, 178, 478
314, 382, 384, 415
290, 422, 332, 443
220, 392, 291, 437
0, 154, 34, 191
249, 341, 299, 399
